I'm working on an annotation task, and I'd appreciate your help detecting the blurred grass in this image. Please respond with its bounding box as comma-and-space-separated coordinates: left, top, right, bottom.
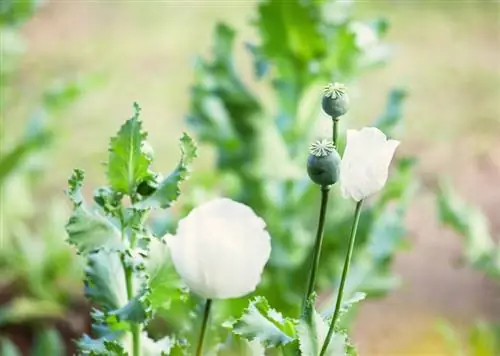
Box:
2, 0, 500, 354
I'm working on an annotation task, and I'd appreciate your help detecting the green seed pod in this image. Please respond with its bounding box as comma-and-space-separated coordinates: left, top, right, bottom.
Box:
307, 139, 341, 186
321, 83, 349, 118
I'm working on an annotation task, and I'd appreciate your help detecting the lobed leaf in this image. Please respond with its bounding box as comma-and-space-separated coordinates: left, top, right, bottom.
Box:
84, 251, 127, 310
65, 206, 123, 255
107, 103, 151, 195
76, 335, 127, 356
231, 296, 297, 348
145, 237, 186, 311
297, 308, 347, 356
135, 133, 197, 209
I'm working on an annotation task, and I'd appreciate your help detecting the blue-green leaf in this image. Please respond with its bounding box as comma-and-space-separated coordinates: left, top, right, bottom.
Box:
76, 335, 127, 356
297, 308, 347, 356
65, 206, 123, 255
107, 103, 151, 195
84, 251, 127, 310
135, 133, 197, 209
231, 296, 297, 348
145, 237, 186, 311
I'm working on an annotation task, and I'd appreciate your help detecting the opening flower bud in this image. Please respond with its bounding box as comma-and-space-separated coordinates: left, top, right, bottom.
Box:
322, 82, 349, 118
307, 139, 341, 186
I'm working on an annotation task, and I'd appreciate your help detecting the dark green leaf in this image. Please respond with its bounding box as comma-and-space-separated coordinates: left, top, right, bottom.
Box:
107, 103, 151, 194
135, 133, 197, 209
231, 296, 296, 348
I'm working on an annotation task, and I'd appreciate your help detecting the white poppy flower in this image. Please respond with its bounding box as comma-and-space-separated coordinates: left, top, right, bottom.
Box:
340, 127, 400, 201
168, 198, 271, 299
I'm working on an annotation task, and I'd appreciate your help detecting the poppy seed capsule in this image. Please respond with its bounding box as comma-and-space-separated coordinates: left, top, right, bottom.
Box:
322, 83, 349, 118
307, 139, 341, 186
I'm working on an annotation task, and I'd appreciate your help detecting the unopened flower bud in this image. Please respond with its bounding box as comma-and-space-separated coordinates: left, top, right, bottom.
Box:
307, 139, 341, 186
322, 83, 349, 118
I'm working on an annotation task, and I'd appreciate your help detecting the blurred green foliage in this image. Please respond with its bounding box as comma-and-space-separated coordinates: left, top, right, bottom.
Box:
0, 1, 90, 354
437, 183, 500, 278
184, 0, 416, 322
437, 184, 500, 355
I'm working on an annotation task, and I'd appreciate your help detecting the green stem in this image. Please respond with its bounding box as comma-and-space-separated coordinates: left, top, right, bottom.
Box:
124, 263, 140, 356
332, 117, 339, 148
119, 196, 142, 356
319, 200, 364, 356
301, 185, 331, 317
196, 299, 213, 356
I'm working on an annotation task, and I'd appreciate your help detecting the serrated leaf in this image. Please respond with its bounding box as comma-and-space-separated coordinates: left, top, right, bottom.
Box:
107, 103, 151, 194
135, 133, 197, 209
66, 205, 123, 254
0, 337, 22, 356
105, 292, 149, 328
32, 328, 65, 356
145, 237, 185, 310
85, 251, 127, 310
67, 168, 85, 206
231, 296, 296, 348
76, 335, 127, 356
297, 309, 347, 356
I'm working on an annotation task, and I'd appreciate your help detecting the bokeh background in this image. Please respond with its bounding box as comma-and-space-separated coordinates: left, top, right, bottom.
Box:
2, 0, 500, 355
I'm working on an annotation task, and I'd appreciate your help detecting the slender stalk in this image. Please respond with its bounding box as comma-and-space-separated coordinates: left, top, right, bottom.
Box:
119, 197, 142, 356
319, 200, 364, 356
124, 264, 140, 356
301, 185, 331, 317
196, 299, 213, 356
332, 117, 339, 148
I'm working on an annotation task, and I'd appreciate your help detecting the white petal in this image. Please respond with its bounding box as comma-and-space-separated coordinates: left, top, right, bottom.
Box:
340, 127, 399, 201
168, 198, 271, 299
